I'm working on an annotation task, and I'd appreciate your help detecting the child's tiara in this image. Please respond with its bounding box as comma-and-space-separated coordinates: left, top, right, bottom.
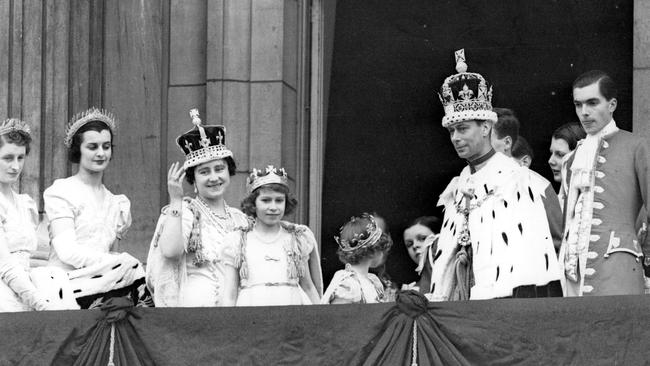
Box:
335, 213, 383, 253
246, 165, 289, 193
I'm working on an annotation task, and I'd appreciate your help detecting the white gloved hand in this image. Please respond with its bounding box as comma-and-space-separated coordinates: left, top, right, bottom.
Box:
0, 259, 53, 311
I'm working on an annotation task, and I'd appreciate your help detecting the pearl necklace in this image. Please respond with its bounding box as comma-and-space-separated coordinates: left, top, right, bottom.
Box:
195, 196, 234, 233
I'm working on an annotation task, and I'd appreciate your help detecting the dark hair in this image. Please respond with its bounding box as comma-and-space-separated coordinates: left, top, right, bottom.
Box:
368, 212, 393, 283
406, 215, 441, 234
370, 212, 390, 237
451, 119, 488, 127
184, 156, 237, 185
492, 108, 520, 146
467, 119, 488, 126
336, 215, 393, 265
511, 135, 534, 160
572, 70, 617, 101
67, 121, 113, 163
552, 122, 586, 151
450, 120, 490, 139
240, 183, 298, 217
0, 131, 32, 155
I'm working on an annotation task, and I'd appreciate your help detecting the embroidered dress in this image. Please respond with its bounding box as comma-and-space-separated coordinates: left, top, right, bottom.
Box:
222, 222, 315, 306
0, 191, 77, 311
146, 197, 248, 307
430, 152, 562, 300
44, 177, 150, 308
560, 121, 650, 296
321, 265, 385, 304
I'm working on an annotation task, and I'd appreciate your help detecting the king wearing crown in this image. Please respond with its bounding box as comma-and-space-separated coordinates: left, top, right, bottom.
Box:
425, 49, 564, 301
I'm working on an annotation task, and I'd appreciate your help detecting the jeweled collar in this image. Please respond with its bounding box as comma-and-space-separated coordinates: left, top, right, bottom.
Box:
467, 148, 496, 173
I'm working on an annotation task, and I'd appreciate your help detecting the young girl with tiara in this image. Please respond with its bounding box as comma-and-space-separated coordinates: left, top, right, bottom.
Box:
321, 213, 393, 304
221, 166, 322, 306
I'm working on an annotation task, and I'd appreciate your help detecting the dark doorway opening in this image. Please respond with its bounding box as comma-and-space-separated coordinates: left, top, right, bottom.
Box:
322, 0, 632, 287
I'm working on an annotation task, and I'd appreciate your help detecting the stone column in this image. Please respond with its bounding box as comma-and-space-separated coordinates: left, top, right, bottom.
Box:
634, 0, 650, 140
204, 0, 305, 218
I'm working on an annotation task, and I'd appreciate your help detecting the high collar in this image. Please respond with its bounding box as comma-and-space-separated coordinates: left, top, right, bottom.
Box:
586, 119, 618, 140
467, 148, 496, 173
569, 119, 619, 189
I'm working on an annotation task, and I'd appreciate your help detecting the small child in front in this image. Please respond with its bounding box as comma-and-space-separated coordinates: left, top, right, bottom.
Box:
321, 213, 392, 304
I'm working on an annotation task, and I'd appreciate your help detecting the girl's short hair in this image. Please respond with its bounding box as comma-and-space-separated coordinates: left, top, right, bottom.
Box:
67, 120, 114, 163
184, 156, 237, 185
336, 214, 393, 265
0, 131, 31, 155
240, 183, 298, 217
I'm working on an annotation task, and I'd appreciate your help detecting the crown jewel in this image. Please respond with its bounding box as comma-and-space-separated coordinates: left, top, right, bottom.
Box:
0, 118, 30, 137
64, 107, 117, 148
246, 165, 289, 193
335, 213, 383, 253
177, 108, 232, 170
438, 49, 497, 127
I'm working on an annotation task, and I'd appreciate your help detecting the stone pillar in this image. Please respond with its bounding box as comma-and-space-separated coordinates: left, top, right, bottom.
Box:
634, 0, 650, 141
203, 0, 305, 218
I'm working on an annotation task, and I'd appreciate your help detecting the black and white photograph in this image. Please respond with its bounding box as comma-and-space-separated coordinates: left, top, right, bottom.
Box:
0, 0, 648, 365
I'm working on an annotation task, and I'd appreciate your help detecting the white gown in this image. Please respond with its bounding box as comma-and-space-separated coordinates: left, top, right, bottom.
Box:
0, 191, 77, 311
222, 222, 316, 306
321, 265, 385, 304
146, 197, 249, 307
44, 177, 146, 305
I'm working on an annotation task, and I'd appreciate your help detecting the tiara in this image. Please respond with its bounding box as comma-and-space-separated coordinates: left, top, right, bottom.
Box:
64, 107, 117, 148
0, 118, 30, 137
176, 109, 233, 170
246, 165, 289, 193
335, 213, 383, 253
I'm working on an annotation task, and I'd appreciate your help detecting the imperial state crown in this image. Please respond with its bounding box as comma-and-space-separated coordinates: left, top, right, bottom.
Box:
438, 49, 497, 127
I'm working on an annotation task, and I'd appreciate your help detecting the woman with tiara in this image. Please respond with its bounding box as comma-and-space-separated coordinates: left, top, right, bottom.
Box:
221, 165, 321, 306
44, 108, 152, 308
0, 118, 77, 311
146, 109, 248, 307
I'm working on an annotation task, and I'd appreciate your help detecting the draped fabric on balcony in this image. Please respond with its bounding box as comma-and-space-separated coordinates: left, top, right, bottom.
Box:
1, 292, 650, 365
52, 298, 155, 366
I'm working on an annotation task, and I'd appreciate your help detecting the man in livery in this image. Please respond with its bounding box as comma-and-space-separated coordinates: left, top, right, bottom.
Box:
560, 70, 650, 296
427, 49, 563, 300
